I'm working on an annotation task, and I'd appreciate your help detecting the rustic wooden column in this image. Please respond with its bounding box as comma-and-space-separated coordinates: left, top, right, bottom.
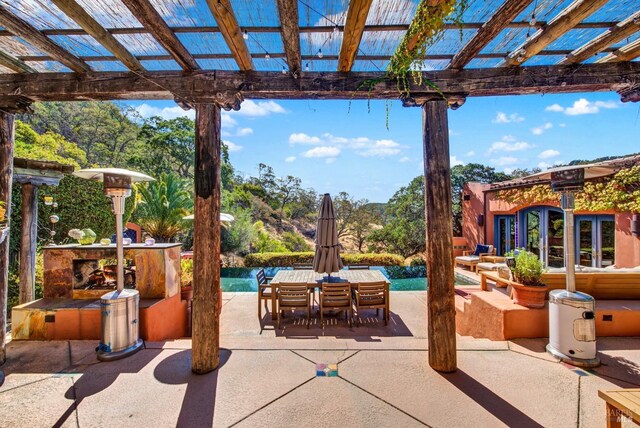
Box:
192, 103, 222, 374
0, 111, 15, 365
18, 183, 37, 304
422, 99, 457, 372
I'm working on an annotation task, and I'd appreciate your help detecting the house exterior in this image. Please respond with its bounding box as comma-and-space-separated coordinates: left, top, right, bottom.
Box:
462, 156, 640, 269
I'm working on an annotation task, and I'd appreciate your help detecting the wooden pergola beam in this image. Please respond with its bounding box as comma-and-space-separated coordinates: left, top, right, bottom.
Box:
50, 0, 145, 72
403, 0, 449, 54
275, 0, 301, 74
448, 0, 533, 69
595, 38, 640, 63
0, 110, 14, 364
0, 5, 91, 73
120, 0, 199, 71
338, 0, 373, 72
0, 50, 36, 73
503, 0, 610, 67
0, 21, 622, 37
1, 62, 637, 102
18, 48, 619, 63
559, 11, 640, 65
205, 0, 253, 71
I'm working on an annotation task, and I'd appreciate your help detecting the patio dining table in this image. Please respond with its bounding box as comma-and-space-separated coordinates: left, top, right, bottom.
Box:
268, 269, 390, 320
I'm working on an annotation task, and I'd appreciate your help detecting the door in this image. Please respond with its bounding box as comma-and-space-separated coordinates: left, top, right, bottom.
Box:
546, 209, 564, 268
598, 217, 615, 267
520, 207, 564, 267
495, 216, 516, 256
575, 215, 615, 267
524, 209, 541, 260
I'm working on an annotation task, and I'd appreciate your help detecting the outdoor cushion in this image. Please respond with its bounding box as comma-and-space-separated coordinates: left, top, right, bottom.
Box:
456, 255, 480, 262
473, 244, 491, 256
476, 262, 508, 271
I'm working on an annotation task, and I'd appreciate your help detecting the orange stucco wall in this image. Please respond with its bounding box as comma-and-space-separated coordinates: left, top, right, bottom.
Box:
462, 183, 640, 267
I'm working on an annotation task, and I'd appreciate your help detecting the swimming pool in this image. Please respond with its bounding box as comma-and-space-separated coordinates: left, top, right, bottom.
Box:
220, 266, 477, 292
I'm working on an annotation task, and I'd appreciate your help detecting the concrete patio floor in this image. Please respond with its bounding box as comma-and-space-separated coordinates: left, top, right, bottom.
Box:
1, 289, 639, 427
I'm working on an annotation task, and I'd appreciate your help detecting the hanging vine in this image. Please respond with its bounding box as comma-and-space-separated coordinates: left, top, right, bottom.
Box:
495, 166, 640, 213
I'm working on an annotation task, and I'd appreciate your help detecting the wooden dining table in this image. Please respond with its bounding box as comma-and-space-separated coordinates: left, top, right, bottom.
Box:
268, 269, 390, 320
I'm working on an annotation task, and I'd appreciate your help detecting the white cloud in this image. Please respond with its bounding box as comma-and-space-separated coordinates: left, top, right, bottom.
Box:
559, 123, 566, 128
223, 140, 242, 152
289, 133, 322, 145
399, 157, 411, 163
466, 151, 475, 156
538, 149, 560, 159
449, 129, 461, 136
358, 139, 401, 157
285, 156, 296, 163
302, 146, 341, 158
135, 103, 195, 120
235, 127, 253, 136
491, 156, 519, 166
230, 100, 287, 117
545, 98, 619, 115
487, 136, 533, 153
531, 122, 553, 135
538, 161, 551, 169
492, 112, 524, 124
450, 155, 464, 166
221, 114, 237, 128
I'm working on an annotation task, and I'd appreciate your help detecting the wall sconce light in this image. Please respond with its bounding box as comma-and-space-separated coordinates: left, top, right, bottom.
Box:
477, 214, 484, 227
632, 214, 639, 237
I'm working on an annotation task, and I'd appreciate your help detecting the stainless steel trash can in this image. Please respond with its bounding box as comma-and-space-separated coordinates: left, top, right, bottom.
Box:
546, 289, 599, 367
97, 288, 143, 361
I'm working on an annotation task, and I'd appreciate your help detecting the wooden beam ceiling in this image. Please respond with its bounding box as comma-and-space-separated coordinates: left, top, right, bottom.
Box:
120, 0, 199, 71
402, 0, 449, 55
559, 11, 640, 65
1, 62, 637, 102
50, 0, 144, 72
0, 21, 622, 37
205, 0, 253, 71
503, 0, 610, 67
596, 38, 640, 63
0, 5, 91, 73
275, 0, 301, 74
338, 0, 373, 72
448, 0, 533, 69
0, 50, 36, 73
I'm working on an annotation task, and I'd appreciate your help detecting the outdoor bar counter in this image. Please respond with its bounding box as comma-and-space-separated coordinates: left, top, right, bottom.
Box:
12, 243, 187, 342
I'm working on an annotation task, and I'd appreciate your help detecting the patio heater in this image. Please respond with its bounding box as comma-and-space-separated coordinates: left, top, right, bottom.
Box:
528, 164, 616, 368
74, 168, 154, 361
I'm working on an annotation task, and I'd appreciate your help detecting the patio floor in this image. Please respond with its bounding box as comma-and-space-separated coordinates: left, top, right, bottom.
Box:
1, 288, 639, 427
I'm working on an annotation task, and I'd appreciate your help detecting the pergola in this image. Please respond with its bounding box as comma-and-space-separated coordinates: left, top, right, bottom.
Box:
0, 0, 638, 374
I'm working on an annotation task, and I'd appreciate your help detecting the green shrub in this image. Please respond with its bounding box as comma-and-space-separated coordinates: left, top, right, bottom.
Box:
181, 258, 193, 288
409, 256, 426, 266
281, 231, 312, 252
243, 252, 404, 267
510, 250, 545, 286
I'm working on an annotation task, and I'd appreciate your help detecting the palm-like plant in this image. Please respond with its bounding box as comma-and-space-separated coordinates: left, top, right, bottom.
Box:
135, 173, 192, 242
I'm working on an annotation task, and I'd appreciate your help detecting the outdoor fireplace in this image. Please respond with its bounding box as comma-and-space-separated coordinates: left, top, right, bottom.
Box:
72, 259, 136, 290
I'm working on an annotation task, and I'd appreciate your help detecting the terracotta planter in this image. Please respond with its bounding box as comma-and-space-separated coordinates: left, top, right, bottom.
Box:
511, 281, 547, 308
181, 286, 193, 301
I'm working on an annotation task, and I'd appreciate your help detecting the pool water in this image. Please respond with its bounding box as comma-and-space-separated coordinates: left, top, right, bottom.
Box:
220, 266, 477, 292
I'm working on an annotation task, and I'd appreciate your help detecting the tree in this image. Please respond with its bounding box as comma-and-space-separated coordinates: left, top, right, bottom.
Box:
274, 175, 302, 226
137, 116, 195, 178
134, 173, 193, 242
350, 202, 382, 252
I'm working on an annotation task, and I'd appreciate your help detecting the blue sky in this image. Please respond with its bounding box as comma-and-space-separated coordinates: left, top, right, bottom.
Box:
128, 92, 640, 203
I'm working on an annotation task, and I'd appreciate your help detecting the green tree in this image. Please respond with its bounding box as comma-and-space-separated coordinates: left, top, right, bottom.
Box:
137, 116, 195, 178
134, 173, 193, 242
221, 209, 256, 255
15, 120, 87, 167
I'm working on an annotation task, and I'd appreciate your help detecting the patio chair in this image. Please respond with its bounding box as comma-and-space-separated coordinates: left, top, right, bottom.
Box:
348, 265, 370, 270
454, 244, 495, 272
277, 283, 312, 329
292, 263, 313, 270
352, 281, 388, 326
319, 282, 352, 328
256, 268, 274, 323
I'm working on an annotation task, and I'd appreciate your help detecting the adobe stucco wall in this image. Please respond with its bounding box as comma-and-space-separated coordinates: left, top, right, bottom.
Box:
615, 213, 640, 268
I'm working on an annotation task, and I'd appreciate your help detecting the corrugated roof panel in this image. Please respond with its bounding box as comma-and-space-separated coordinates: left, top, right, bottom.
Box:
416, 59, 450, 71
426, 29, 477, 55
352, 59, 388, 72
0, 36, 46, 57
0, 64, 14, 74
366, 0, 417, 25
466, 57, 503, 68
301, 31, 341, 56
140, 59, 182, 70
231, 0, 280, 27
545, 28, 608, 51
360, 30, 404, 56
1, 0, 79, 30
583, 0, 639, 22
148, 0, 216, 27
86, 60, 128, 71
461, 0, 507, 22
196, 58, 238, 70
481, 28, 529, 54
515, 0, 576, 22
177, 32, 231, 55
252, 56, 289, 72
524, 54, 565, 66
245, 32, 284, 57
75, 0, 143, 28
24, 60, 70, 72
113, 33, 169, 56
49, 35, 111, 57
611, 32, 640, 48
299, 0, 347, 27
297, 58, 338, 72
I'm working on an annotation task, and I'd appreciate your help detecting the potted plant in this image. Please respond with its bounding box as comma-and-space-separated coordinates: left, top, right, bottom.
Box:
0, 201, 8, 244
508, 250, 548, 308
180, 258, 194, 301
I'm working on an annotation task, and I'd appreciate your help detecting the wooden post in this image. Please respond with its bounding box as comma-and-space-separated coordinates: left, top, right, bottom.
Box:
0, 111, 14, 365
192, 103, 222, 374
19, 183, 38, 304
422, 99, 457, 373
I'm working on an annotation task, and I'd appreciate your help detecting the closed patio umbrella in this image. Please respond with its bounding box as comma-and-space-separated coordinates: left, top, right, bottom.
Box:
313, 193, 343, 277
